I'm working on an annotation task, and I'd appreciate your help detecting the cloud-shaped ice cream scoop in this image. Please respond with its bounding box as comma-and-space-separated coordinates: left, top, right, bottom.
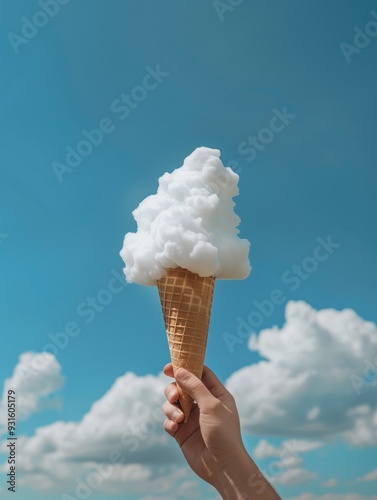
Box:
120, 147, 251, 286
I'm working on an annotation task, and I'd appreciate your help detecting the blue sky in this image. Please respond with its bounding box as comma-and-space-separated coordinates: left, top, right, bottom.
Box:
1, 1, 377, 499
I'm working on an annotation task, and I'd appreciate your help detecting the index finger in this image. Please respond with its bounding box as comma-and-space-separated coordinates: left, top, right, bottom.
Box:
164, 363, 227, 399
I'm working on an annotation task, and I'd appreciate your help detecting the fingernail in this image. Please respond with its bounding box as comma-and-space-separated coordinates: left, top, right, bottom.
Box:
176, 368, 187, 379
168, 391, 176, 402
172, 410, 181, 422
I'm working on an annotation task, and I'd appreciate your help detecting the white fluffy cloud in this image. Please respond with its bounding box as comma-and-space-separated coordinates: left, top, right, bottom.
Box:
0, 352, 64, 428
4, 302, 377, 497
358, 468, 377, 482
272, 467, 317, 486
0, 366, 200, 496
322, 478, 338, 487
226, 301, 377, 445
141, 479, 202, 499
253, 439, 323, 459
253, 439, 323, 487
343, 405, 377, 447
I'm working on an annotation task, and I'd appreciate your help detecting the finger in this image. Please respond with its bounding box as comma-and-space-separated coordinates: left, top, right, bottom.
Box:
164, 383, 179, 403
201, 365, 229, 400
163, 363, 174, 377
175, 368, 217, 409
170, 403, 201, 449
163, 418, 179, 436
162, 401, 184, 423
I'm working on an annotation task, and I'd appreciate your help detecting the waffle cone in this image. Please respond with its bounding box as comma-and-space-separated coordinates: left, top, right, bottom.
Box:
157, 267, 215, 423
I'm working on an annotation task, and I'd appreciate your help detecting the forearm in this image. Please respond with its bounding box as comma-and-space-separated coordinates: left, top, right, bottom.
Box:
213, 447, 281, 500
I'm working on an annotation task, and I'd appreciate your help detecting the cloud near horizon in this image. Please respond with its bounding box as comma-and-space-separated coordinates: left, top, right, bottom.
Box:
252, 439, 324, 487
0, 352, 64, 430
226, 301, 377, 445
1, 301, 377, 496
0, 366, 197, 496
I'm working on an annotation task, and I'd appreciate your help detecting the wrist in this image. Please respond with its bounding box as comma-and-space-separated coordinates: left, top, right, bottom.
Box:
213, 445, 280, 500
213, 445, 254, 499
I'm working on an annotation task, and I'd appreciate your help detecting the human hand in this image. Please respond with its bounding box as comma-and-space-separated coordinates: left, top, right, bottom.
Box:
162, 363, 281, 499
162, 363, 248, 486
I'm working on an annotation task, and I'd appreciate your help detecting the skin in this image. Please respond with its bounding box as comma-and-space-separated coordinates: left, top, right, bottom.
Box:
162, 363, 281, 499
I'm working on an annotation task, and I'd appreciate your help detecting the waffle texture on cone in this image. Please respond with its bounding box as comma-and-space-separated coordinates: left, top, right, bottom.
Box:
158, 267, 215, 422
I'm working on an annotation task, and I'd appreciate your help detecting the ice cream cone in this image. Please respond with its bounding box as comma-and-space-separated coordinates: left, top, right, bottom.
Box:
157, 267, 215, 423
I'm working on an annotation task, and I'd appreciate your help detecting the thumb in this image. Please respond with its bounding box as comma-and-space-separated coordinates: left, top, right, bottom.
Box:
176, 368, 217, 409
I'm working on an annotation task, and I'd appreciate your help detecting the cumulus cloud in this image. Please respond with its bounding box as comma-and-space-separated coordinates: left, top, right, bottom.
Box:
4, 304, 377, 496
0, 352, 64, 428
253, 439, 282, 459
253, 439, 323, 459
226, 301, 377, 445
141, 479, 202, 499
358, 468, 377, 482
0, 368, 198, 496
322, 478, 338, 487
253, 439, 323, 487
343, 405, 377, 447
271, 467, 317, 486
